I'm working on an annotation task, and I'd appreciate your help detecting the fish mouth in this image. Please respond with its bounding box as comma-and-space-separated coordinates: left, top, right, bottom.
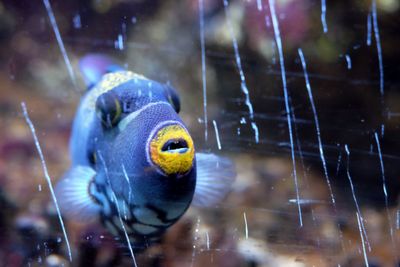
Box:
148, 123, 195, 176
161, 139, 189, 154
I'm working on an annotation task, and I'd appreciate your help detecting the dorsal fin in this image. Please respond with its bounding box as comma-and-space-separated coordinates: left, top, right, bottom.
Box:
79, 54, 124, 90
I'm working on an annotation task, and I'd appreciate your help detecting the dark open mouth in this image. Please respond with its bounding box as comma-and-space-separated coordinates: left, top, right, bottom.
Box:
162, 139, 189, 153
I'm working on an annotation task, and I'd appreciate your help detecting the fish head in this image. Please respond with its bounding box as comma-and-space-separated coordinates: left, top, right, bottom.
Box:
92, 83, 196, 228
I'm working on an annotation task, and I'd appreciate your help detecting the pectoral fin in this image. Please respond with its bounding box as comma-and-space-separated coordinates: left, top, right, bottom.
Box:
55, 165, 101, 223
192, 153, 236, 207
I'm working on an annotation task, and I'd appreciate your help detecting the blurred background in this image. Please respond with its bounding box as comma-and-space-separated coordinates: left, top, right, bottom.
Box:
0, 0, 399, 266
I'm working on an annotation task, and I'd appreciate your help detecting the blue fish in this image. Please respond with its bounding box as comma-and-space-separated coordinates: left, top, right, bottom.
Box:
55, 54, 235, 250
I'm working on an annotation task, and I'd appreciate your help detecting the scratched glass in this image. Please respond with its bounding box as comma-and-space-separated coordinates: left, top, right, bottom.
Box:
0, 0, 399, 266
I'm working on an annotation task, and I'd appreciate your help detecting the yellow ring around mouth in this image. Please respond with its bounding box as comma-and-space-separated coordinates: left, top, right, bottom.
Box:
150, 124, 194, 175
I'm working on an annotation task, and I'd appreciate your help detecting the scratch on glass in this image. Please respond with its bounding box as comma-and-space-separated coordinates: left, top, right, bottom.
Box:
345, 54, 352, 69
291, 110, 326, 249
251, 122, 259, 143
199, 0, 208, 142
344, 145, 371, 251
397, 210, 400, 230
243, 212, 248, 239
371, 0, 384, 97
42, 0, 78, 91
115, 34, 124, 50
289, 199, 326, 205
190, 217, 201, 267
374, 132, 397, 261
99, 152, 137, 266
72, 13, 81, 29
356, 212, 369, 267
336, 147, 342, 177
257, 0, 262, 11
206, 231, 210, 250
298, 48, 336, 206
223, 0, 259, 143
110, 190, 138, 267
269, 0, 302, 227
321, 0, 328, 33
122, 164, 133, 219
366, 12, 372, 46
21, 102, 72, 262
213, 120, 222, 150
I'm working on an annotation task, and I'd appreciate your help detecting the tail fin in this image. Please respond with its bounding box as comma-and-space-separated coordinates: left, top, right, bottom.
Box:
79, 54, 124, 89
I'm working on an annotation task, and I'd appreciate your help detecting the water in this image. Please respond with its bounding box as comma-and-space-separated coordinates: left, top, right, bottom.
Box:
1, 0, 400, 266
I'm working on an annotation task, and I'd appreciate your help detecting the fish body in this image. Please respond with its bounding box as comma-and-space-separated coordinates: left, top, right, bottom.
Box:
56, 55, 235, 250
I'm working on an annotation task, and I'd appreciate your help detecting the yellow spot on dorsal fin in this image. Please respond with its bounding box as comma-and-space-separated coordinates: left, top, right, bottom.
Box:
86, 71, 148, 110
97, 71, 147, 92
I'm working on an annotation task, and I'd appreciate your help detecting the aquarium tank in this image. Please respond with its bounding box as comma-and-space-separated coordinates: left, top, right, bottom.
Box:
0, 0, 399, 266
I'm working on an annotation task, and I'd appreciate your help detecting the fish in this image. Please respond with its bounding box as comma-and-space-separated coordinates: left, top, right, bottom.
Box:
55, 54, 236, 251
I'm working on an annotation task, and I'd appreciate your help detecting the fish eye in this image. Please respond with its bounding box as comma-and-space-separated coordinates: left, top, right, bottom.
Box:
167, 94, 180, 113
95, 92, 122, 128
88, 151, 96, 166
164, 85, 180, 113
